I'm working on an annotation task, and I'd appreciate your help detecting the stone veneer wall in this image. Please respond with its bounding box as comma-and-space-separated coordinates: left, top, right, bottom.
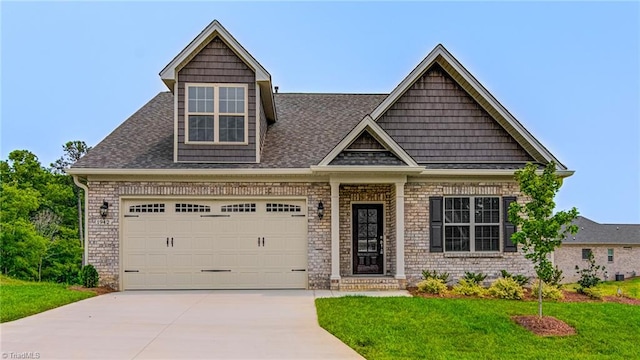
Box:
338, 184, 396, 277
554, 245, 639, 283
404, 182, 534, 286
87, 181, 331, 290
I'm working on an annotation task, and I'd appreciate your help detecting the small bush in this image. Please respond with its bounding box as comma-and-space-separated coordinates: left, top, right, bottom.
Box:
500, 270, 530, 286
463, 271, 487, 285
79, 264, 99, 288
452, 279, 487, 297
488, 278, 524, 300
421, 270, 450, 283
575, 251, 605, 292
417, 278, 448, 295
545, 266, 564, 287
531, 281, 564, 300
580, 287, 604, 300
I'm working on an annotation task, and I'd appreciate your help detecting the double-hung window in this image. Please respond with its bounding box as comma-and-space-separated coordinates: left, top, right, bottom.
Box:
444, 197, 500, 252
186, 83, 247, 144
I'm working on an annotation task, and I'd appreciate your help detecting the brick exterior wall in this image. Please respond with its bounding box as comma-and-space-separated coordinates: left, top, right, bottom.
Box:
338, 184, 396, 277
87, 181, 330, 290
554, 245, 639, 283
86, 179, 532, 290
404, 182, 534, 286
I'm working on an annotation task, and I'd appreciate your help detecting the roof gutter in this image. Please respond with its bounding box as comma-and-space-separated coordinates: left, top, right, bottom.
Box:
66, 168, 315, 176
67, 167, 574, 178
419, 169, 575, 178
310, 166, 424, 174
72, 175, 89, 267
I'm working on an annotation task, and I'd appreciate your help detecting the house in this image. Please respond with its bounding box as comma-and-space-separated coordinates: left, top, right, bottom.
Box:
554, 216, 640, 283
68, 20, 573, 291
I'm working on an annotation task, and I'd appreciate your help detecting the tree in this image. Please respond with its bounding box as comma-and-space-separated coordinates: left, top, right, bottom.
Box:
508, 162, 579, 318
0, 183, 46, 279
1, 149, 82, 282
32, 209, 61, 281
51, 141, 91, 246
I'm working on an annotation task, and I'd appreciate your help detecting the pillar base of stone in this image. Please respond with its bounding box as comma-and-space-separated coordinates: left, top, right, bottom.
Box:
330, 279, 340, 291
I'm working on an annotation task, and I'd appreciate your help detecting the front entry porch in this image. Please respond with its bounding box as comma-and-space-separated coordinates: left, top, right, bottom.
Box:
328, 176, 407, 290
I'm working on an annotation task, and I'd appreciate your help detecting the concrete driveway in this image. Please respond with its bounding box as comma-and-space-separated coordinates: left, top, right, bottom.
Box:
0, 290, 389, 360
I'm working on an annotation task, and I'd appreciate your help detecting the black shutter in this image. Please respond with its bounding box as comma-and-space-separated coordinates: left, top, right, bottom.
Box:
430, 197, 443, 253
503, 196, 517, 252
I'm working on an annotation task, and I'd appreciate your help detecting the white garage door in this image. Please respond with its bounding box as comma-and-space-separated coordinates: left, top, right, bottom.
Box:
122, 199, 308, 290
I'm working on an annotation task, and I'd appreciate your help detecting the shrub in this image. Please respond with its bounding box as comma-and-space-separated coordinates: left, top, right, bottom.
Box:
581, 287, 604, 300
462, 271, 487, 285
500, 270, 530, 286
452, 279, 487, 297
417, 278, 448, 295
79, 264, 99, 288
421, 270, 450, 283
488, 278, 524, 300
531, 282, 564, 300
544, 266, 564, 287
575, 251, 605, 292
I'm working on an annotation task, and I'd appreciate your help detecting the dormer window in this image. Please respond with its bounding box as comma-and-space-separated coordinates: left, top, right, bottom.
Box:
186, 83, 248, 144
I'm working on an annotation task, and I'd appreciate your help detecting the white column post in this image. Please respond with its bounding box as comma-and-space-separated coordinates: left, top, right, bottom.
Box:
330, 181, 341, 281
395, 181, 406, 279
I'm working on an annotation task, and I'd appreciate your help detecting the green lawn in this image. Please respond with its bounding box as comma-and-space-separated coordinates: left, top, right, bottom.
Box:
0, 275, 96, 323
316, 296, 640, 360
566, 277, 640, 299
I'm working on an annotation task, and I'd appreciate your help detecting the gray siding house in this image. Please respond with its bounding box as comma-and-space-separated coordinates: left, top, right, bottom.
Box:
555, 216, 640, 283
69, 20, 573, 291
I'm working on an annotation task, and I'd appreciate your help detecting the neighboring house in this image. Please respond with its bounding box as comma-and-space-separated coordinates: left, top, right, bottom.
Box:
68, 20, 573, 291
555, 216, 640, 283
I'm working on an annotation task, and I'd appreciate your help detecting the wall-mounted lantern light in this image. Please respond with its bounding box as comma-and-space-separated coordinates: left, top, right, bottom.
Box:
317, 201, 324, 220
100, 201, 109, 218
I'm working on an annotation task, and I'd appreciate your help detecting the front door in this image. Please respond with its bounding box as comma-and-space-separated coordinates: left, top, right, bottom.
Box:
352, 204, 384, 275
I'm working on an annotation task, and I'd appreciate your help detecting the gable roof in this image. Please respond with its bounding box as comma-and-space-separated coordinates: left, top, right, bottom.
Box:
317, 115, 419, 168
370, 44, 566, 170
562, 216, 640, 245
159, 20, 277, 122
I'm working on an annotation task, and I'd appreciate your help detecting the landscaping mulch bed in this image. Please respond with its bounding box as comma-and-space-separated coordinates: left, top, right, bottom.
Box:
512, 315, 576, 337
409, 284, 639, 337
603, 296, 640, 306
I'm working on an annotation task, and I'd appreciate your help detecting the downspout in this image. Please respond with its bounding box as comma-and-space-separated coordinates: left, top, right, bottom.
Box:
72, 175, 89, 266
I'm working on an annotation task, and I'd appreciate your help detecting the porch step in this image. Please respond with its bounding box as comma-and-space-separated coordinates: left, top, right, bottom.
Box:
336, 277, 405, 291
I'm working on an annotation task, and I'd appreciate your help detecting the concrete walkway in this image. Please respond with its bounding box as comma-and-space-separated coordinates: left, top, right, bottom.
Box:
1, 290, 409, 359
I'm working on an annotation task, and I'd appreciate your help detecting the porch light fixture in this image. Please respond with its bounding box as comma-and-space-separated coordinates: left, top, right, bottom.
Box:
100, 201, 109, 218
317, 201, 324, 220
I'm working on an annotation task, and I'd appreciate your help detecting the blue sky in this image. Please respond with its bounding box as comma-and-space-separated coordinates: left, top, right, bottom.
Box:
2, 2, 639, 223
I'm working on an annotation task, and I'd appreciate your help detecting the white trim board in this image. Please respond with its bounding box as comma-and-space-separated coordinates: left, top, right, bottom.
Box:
317, 115, 419, 167
160, 20, 270, 85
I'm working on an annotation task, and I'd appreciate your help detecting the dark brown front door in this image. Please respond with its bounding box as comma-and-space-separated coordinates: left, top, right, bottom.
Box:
352, 204, 384, 275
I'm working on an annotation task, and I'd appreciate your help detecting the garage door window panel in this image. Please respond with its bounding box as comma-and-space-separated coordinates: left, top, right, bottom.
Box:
129, 204, 165, 213
221, 203, 256, 213
175, 203, 211, 213
266, 203, 302, 212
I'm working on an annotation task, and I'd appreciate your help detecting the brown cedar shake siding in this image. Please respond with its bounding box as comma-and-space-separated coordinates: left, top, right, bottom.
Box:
177, 37, 257, 162
378, 64, 533, 163
259, 99, 268, 154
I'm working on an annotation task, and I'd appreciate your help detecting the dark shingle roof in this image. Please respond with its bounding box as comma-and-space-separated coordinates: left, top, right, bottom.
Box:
563, 216, 640, 245
73, 92, 387, 169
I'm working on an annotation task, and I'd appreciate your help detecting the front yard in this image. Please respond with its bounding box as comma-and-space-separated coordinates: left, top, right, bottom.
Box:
316, 296, 640, 360
0, 275, 96, 322
566, 277, 640, 299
